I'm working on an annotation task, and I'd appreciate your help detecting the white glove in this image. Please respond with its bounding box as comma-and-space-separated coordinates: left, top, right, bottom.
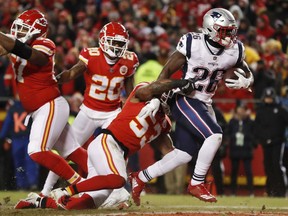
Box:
225, 69, 253, 89
138, 98, 161, 119
18, 28, 41, 43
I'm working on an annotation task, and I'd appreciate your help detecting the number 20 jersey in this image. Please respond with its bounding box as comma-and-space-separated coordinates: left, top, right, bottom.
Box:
79, 48, 139, 112
107, 83, 171, 156
176, 32, 245, 104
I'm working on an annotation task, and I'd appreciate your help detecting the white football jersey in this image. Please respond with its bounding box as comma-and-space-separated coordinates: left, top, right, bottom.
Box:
176, 32, 245, 104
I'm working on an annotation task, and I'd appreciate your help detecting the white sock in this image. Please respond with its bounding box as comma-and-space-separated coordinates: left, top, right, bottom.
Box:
138, 149, 192, 183
191, 133, 222, 185
41, 171, 60, 196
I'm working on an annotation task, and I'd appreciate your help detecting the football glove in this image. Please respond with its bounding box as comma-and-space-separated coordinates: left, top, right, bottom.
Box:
138, 98, 161, 119
18, 28, 41, 43
181, 78, 198, 94
225, 69, 253, 89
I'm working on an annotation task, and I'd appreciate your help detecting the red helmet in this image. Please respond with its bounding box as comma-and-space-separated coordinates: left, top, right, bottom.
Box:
99, 22, 129, 58
10, 9, 48, 43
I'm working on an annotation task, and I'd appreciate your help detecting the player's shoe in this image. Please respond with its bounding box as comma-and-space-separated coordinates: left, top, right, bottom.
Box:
100, 188, 131, 210
187, 182, 217, 202
14, 192, 41, 209
128, 172, 145, 206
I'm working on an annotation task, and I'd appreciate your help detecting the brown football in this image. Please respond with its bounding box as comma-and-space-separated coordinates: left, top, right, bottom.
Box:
224, 68, 246, 82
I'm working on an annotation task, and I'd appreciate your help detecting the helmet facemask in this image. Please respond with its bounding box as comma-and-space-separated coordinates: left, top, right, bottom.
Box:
212, 24, 237, 48
11, 18, 41, 43
100, 35, 128, 58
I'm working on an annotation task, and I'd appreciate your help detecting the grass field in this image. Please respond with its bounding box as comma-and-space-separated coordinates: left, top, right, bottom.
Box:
0, 191, 288, 216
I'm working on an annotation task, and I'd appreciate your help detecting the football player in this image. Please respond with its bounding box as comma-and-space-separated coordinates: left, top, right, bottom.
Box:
14, 78, 196, 210
0, 9, 87, 186
129, 8, 254, 204
40, 22, 139, 207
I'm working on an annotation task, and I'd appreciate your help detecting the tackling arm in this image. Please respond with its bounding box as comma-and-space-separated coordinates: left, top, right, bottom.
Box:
0, 32, 48, 66
135, 79, 191, 101
157, 51, 186, 80
56, 60, 87, 84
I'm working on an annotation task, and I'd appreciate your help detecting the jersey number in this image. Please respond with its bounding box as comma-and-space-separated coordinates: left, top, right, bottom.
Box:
129, 112, 161, 148
89, 75, 124, 101
12, 57, 27, 83
192, 67, 225, 93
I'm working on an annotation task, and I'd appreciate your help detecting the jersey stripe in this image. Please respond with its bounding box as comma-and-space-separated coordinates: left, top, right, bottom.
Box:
236, 41, 243, 66
186, 33, 192, 59
101, 134, 120, 175
33, 45, 53, 56
79, 55, 88, 65
41, 101, 55, 151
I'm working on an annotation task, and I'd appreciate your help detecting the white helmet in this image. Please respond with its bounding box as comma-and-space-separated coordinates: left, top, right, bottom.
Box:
202, 8, 237, 48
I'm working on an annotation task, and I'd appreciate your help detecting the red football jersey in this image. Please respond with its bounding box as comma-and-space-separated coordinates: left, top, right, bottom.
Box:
10, 37, 60, 112
79, 48, 138, 112
107, 83, 171, 156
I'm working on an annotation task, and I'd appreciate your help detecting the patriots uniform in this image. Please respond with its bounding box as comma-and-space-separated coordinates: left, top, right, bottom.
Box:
79, 48, 139, 112
10, 37, 59, 113
176, 32, 245, 105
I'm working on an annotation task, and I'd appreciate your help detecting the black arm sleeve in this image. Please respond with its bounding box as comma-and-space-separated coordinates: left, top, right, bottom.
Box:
10, 39, 33, 60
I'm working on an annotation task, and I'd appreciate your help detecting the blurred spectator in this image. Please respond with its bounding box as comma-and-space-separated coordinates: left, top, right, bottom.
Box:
0, 97, 39, 190
253, 60, 276, 101
227, 103, 255, 196
254, 87, 288, 197
256, 14, 275, 46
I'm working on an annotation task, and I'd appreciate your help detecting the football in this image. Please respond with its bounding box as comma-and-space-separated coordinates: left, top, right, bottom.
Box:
224, 68, 246, 83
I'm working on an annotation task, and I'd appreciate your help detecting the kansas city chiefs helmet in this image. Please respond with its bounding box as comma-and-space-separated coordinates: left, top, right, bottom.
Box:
99, 22, 129, 58
10, 9, 48, 43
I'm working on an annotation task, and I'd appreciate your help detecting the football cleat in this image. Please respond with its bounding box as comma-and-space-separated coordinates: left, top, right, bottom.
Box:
14, 192, 41, 209
128, 172, 145, 206
187, 183, 217, 202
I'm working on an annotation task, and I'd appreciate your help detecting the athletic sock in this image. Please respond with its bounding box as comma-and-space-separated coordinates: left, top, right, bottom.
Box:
30, 151, 80, 183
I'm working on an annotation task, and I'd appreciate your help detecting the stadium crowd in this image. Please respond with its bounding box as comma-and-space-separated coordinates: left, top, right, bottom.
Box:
0, 0, 288, 199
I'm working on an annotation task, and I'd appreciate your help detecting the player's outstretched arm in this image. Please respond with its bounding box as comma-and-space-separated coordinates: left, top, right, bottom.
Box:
56, 60, 87, 83
135, 78, 195, 101
0, 32, 48, 66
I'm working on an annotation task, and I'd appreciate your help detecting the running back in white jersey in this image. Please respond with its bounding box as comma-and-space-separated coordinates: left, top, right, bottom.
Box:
176, 32, 245, 104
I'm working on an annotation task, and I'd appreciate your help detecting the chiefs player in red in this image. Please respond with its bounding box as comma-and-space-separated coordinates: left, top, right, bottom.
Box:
14, 78, 196, 210
39, 22, 138, 206
0, 9, 87, 186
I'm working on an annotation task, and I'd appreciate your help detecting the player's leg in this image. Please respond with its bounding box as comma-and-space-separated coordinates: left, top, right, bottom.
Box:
51, 133, 127, 205
28, 96, 82, 184
172, 96, 222, 202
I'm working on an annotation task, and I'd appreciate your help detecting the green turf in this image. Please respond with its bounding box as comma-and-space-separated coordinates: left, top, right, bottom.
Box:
0, 191, 288, 215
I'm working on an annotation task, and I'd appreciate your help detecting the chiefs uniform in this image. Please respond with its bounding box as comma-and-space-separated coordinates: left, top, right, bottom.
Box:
82, 82, 171, 206
107, 83, 171, 156
10, 37, 60, 113
79, 47, 138, 112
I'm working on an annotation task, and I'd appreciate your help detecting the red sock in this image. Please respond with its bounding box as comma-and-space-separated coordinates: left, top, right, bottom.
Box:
65, 194, 95, 210
30, 151, 80, 183
67, 147, 88, 177
66, 174, 125, 195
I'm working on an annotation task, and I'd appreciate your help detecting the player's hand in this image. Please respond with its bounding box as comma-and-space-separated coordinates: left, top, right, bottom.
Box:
18, 28, 41, 43
225, 70, 252, 89
181, 78, 198, 94
138, 98, 161, 119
